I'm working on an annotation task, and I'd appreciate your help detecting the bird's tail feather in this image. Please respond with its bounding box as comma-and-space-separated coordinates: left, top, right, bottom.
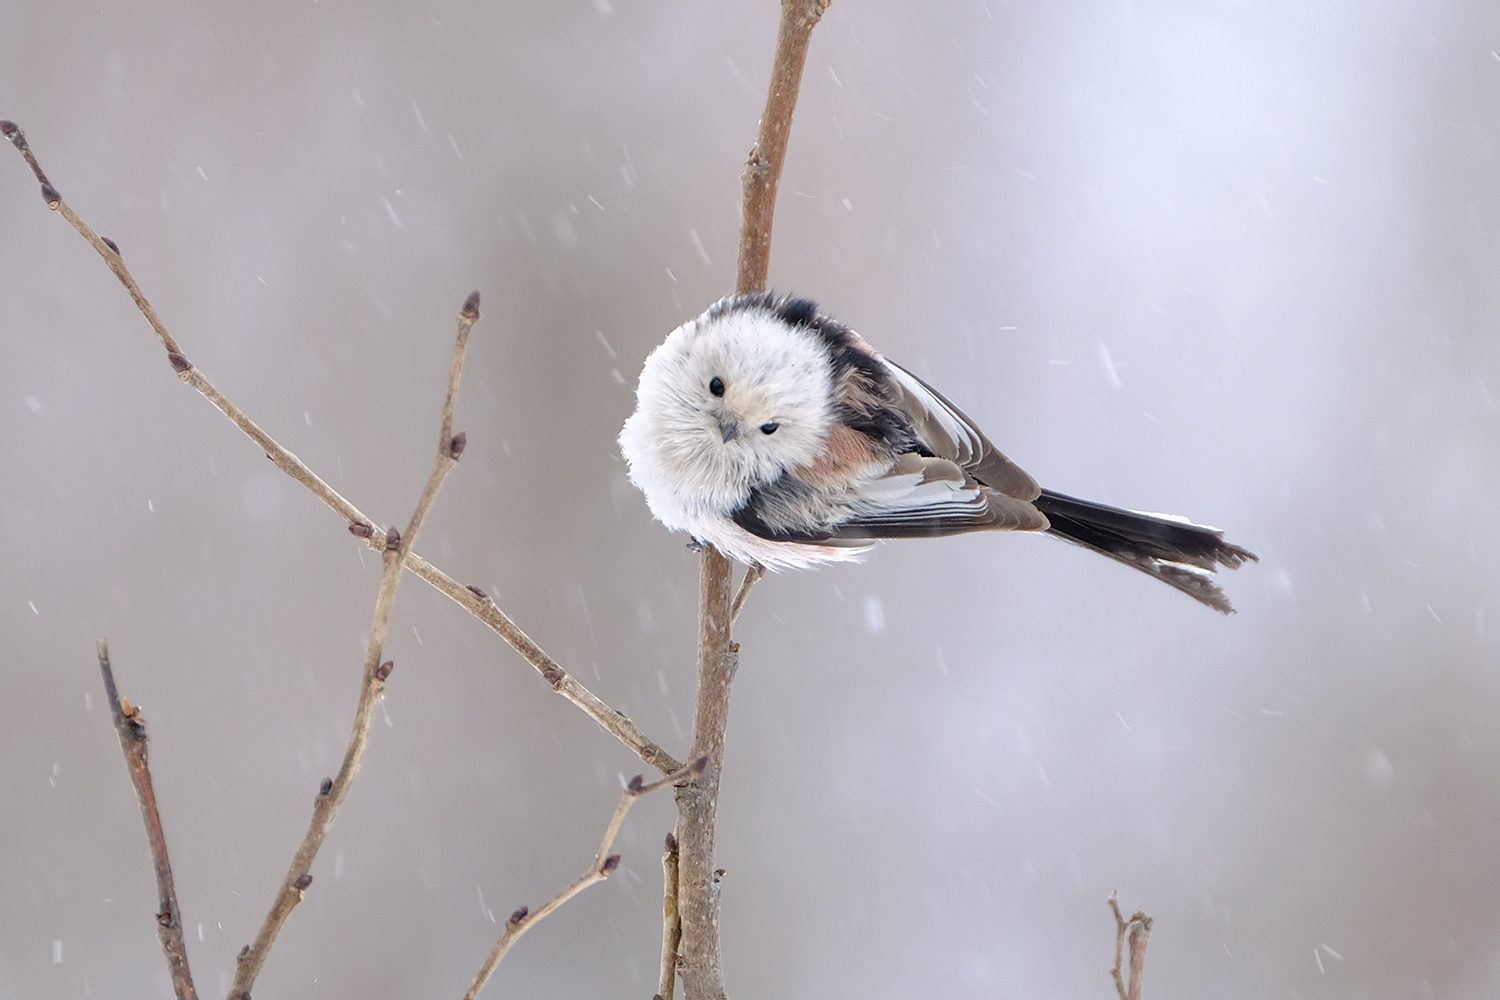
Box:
1033, 489, 1257, 614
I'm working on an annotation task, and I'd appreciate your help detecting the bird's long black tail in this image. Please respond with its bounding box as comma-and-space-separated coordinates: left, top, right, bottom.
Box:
1032, 489, 1257, 614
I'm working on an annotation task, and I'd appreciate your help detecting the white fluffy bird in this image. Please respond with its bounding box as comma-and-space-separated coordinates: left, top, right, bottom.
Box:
619, 293, 1255, 612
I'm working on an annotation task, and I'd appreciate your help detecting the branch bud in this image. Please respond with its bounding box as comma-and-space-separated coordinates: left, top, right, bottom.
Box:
461, 290, 481, 319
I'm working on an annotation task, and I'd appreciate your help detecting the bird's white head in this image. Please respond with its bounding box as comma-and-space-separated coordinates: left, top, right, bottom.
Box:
619, 297, 836, 529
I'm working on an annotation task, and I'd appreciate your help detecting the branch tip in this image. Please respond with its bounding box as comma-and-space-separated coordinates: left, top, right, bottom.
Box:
0, 120, 18, 139
461, 290, 481, 319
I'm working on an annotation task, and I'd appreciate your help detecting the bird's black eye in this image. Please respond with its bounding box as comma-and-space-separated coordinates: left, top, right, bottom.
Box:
760, 422, 779, 435
709, 376, 725, 397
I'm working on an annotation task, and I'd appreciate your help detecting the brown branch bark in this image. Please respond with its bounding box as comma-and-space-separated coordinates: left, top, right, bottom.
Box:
730, 563, 765, 625
675, 551, 738, 1000
1, 120, 676, 775
96, 641, 199, 1000
228, 294, 477, 1000
656, 832, 682, 1000
1108, 892, 1154, 1000
736, 0, 833, 295
675, 3, 830, 998
463, 760, 703, 1000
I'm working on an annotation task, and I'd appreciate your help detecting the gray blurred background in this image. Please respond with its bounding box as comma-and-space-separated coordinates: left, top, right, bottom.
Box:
3, 2, 1499, 997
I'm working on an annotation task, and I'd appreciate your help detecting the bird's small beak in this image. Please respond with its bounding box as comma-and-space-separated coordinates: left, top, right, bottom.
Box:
718, 419, 740, 443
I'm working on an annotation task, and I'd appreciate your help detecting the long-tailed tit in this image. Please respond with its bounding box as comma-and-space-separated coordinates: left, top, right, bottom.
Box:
619, 293, 1256, 613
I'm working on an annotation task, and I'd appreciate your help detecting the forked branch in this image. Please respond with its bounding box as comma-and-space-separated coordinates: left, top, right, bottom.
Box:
1108, 892, 1154, 1000
463, 759, 706, 1000
1, 120, 675, 775
228, 292, 478, 1000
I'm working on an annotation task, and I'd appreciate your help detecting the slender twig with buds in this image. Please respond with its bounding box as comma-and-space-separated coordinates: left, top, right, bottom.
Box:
464, 759, 706, 1000
96, 641, 199, 1000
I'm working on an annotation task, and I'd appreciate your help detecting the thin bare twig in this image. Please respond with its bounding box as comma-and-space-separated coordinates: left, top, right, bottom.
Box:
730, 563, 765, 625
677, 3, 831, 997
1108, 892, 1154, 1000
463, 760, 705, 1000
228, 294, 478, 1000
96, 641, 199, 1000
655, 833, 682, 1000
1, 120, 677, 774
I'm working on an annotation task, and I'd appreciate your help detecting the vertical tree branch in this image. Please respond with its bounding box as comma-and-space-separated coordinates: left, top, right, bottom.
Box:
675, 552, 737, 1000
656, 832, 682, 1000
228, 294, 479, 1000
675, 3, 830, 998
1108, 892, 1153, 1000
736, 0, 833, 295
97, 641, 199, 1000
